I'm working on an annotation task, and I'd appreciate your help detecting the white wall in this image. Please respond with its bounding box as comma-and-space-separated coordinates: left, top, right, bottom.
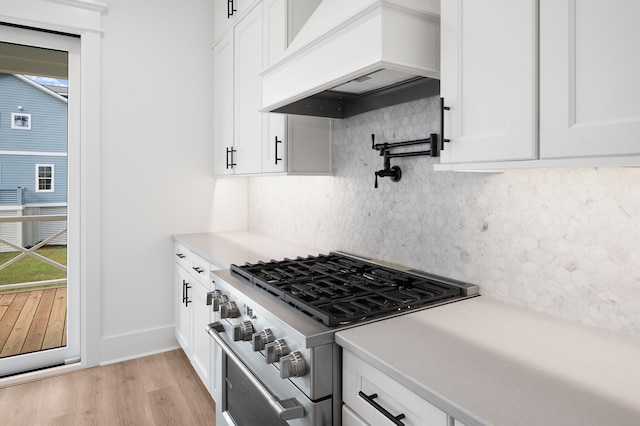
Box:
98, 0, 247, 363
248, 96, 640, 338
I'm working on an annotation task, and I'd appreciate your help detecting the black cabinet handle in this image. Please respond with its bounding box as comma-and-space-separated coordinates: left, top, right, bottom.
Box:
182, 279, 187, 304
192, 266, 204, 274
440, 97, 450, 150
274, 136, 282, 165
185, 283, 192, 306
226, 147, 237, 169
176, 253, 186, 259
227, 0, 237, 18
358, 391, 405, 425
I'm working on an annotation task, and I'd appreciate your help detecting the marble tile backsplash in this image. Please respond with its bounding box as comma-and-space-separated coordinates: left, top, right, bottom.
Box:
248, 96, 640, 337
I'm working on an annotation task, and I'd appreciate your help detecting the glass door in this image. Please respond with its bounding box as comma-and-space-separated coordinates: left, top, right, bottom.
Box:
0, 25, 80, 377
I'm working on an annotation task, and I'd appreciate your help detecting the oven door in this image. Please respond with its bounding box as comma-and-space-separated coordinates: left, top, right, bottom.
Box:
208, 322, 332, 426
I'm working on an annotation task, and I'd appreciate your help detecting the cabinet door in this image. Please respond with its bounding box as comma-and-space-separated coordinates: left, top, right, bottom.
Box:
213, 32, 235, 176
192, 281, 212, 393
261, 0, 332, 175
214, 0, 261, 41
233, 4, 264, 174
262, 0, 288, 173
175, 265, 191, 353
540, 0, 640, 159
440, 0, 537, 164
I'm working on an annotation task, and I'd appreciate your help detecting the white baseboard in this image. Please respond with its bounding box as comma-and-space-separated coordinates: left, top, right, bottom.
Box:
100, 324, 179, 365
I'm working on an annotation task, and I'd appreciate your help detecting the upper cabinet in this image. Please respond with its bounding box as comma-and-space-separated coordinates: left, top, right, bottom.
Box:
539, 0, 640, 160
261, 0, 332, 175
213, 0, 332, 177
439, 0, 537, 165
214, 0, 260, 43
213, 4, 263, 176
213, 32, 235, 176
437, 0, 640, 170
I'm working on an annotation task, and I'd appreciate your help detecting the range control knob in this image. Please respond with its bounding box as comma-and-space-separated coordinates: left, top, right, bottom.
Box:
265, 339, 290, 364
212, 293, 228, 312
233, 321, 254, 342
208, 290, 221, 308
279, 352, 306, 379
252, 329, 275, 352
219, 301, 239, 319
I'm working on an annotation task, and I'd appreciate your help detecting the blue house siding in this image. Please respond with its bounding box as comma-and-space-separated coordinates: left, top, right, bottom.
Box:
0, 74, 67, 153
0, 154, 67, 205
0, 73, 68, 249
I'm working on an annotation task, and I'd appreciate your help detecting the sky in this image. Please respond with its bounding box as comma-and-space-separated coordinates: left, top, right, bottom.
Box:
25, 75, 68, 87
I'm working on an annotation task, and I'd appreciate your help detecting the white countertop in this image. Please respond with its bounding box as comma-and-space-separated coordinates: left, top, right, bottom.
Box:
172, 231, 322, 269
336, 297, 640, 426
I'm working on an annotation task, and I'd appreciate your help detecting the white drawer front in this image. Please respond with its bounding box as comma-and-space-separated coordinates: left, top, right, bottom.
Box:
174, 242, 190, 270
190, 252, 212, 289
343, 405, 369, 426
343, 350, 447, 426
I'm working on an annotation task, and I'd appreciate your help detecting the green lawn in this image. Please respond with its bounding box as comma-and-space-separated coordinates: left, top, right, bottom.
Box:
0, 247, 67, 286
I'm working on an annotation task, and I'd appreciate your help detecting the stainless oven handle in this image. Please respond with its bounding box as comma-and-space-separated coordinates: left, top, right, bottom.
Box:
207, 322, 305, 421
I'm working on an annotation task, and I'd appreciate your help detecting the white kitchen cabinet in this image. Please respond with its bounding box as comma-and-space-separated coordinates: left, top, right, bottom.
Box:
174, 243, 218, 394
191, 277, 212, 392
233, 4, 264, 175
175, 256, 192, 354
539, 0, 640, 159
261, 0, 332, 175
190, 253, 215, 393
213, 31, 235, 176
214, 0, 260, 42
214, 3, 264, 176
437, 0, 640, 171
342, 405, 369, 426
439, 0, 537, 165
213, 0, 331, 176
342, 349, 448, 426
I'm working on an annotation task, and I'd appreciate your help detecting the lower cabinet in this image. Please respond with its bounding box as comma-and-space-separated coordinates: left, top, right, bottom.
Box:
343, 404, 369, 426
175, 243, 218, 394
191, 276, 213, 393
175, 263, 191, 352
342, 349, 448, 426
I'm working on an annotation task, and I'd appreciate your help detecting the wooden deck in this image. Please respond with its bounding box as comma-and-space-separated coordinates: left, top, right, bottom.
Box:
0, 288, 67, 358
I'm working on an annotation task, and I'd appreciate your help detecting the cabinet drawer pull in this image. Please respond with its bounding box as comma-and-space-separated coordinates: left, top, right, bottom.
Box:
440, 97, 451, 149
274, 136, 282, 165
358, 391, 405, 425
227, 0, 236, 18
192, 266, 204, 274
176, 253, 186, 259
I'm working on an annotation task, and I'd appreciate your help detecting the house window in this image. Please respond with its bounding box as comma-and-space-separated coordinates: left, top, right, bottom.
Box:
11, 113, 31, 130
36, 164, 54, 192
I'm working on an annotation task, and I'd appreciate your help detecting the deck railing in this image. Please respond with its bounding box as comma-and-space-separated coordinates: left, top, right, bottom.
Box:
0, 215, 67, 287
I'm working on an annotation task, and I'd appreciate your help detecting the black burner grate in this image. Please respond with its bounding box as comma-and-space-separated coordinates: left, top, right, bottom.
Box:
231, 253, 462, 327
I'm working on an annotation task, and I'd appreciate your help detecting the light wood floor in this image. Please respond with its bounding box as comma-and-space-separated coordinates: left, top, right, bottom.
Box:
0, 349, 216, 425
0, 288, 67, 358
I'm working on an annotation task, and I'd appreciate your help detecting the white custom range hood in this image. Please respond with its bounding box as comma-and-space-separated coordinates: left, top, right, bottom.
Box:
261, 0, 441, 119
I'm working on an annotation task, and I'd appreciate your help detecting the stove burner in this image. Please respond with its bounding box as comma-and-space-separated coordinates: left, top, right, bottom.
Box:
231, 253, 462, 327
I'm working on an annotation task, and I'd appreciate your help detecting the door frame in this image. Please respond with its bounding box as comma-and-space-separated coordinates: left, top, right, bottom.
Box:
0, 0, 105, 372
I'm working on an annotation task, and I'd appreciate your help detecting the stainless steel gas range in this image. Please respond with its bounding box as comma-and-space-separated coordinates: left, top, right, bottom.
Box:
207, 251, 479, 426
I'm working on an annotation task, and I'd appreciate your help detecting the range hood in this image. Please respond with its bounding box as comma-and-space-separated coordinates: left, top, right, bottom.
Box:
261, 0, 441, 119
